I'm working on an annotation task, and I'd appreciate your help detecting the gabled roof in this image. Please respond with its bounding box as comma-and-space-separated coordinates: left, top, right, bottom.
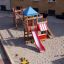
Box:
23, 6, 38, 16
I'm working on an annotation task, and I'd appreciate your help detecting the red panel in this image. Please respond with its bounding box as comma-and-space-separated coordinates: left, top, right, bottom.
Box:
37, 24, 40, 31
38, 34, 47, 40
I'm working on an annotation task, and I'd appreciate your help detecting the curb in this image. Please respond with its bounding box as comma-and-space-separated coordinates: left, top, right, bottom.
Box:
0, 33, 15, 64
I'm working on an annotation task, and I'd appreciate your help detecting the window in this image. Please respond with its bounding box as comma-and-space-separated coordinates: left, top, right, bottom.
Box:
0, 5, 6, 11
48, 0, 56, 2
16, 6, 20, 10
48, 9, 55, 16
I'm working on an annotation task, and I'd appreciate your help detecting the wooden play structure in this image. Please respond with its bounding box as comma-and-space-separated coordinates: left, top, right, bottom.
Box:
23, 6, 48, 52
12, 6, 53, 38
12, 7, 23, 28
23, 16, 48, 39
12, 6, 52, 39
23, 6, 48, 41
12, 6, 53, 52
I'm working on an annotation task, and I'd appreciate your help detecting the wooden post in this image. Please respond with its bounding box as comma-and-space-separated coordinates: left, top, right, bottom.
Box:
37, 15, 38, 24
15, 19, 18, 29
12, 8, 16, 25
27, 17, 29, 40
24, 28, 25, 38
32, 16, 34, 26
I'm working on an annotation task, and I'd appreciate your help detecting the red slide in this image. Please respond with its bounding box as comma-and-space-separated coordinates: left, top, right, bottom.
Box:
32, 31, 45, 53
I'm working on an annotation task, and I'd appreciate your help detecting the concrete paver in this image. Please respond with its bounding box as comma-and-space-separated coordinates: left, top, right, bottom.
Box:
48, 16, 64, 37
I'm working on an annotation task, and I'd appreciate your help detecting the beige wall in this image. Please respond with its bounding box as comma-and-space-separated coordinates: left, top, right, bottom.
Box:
11, 0, 64, 14
55, 0, 64, 14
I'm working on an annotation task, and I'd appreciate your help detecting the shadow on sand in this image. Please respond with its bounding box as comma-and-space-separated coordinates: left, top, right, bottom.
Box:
3, 37, 39, 53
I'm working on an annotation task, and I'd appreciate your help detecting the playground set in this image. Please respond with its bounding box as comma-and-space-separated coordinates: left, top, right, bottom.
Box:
23, 6, 48, 52
12, 6, 52, 52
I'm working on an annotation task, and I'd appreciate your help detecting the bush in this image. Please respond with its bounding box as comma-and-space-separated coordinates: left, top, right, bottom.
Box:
31, 39, 34, 43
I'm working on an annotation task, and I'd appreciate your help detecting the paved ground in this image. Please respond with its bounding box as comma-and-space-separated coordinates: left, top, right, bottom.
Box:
48, 16, 64, 37
0, 12, 64, 64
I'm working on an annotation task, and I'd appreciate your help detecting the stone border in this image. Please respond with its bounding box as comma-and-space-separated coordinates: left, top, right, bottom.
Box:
0, 33, 15, 64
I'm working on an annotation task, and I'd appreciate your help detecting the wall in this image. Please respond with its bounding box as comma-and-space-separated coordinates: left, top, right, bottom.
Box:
11, 0, 64, 15
55, 0, 64, 15
0, 0, 10, 10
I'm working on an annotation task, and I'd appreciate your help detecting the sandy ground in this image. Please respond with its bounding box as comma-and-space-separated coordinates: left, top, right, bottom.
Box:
0, 12, 64, 64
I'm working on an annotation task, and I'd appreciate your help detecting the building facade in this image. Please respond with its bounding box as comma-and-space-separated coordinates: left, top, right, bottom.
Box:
0, 0, 11, 11
11, 0, 64, 15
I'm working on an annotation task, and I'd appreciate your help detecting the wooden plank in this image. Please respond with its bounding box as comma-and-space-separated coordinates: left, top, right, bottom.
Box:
25, 16, 43, 21
47, 28, 55, 38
